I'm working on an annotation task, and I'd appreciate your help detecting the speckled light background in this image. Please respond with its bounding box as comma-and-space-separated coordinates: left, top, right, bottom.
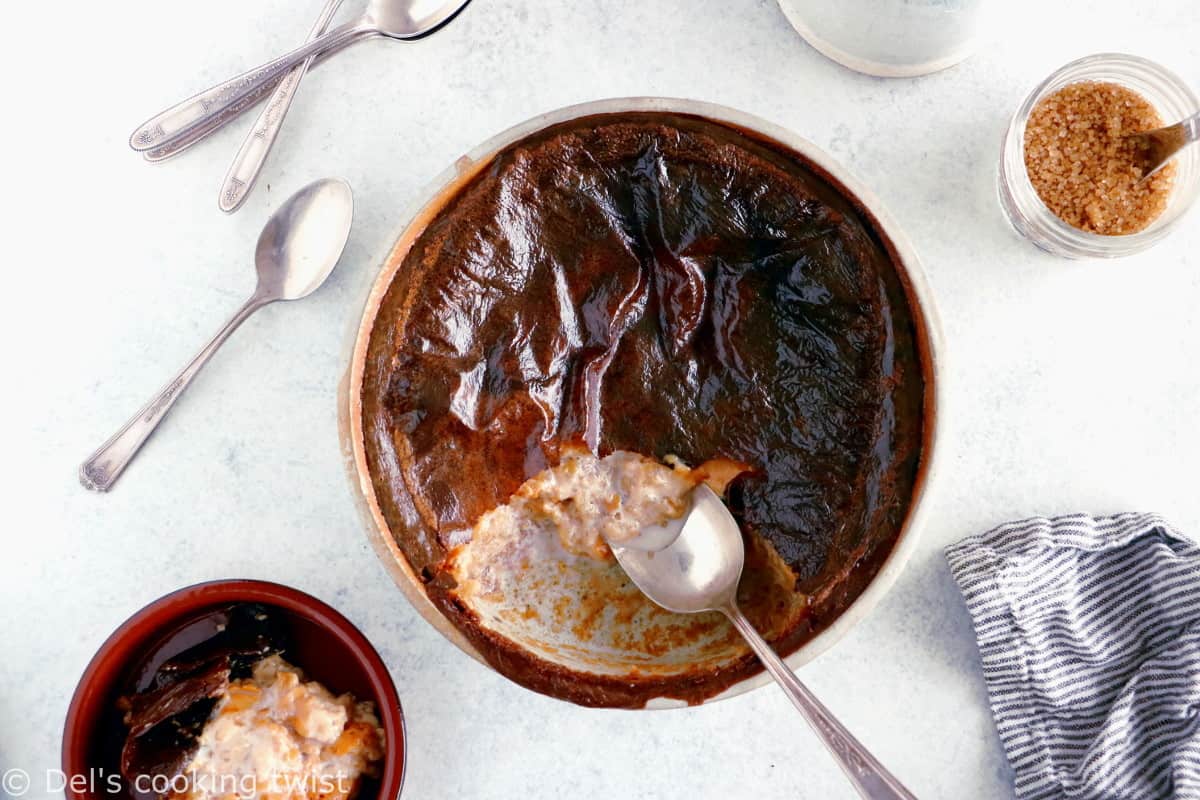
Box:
3, 2, 1198, 799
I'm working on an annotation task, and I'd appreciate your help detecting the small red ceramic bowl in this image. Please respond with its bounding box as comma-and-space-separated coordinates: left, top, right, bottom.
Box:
63, 580, 405, 800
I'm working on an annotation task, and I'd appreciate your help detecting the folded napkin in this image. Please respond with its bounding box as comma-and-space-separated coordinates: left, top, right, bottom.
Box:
946, 512, 1200, 800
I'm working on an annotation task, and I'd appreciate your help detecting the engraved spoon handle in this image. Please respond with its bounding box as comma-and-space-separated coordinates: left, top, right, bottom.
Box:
129, 20, 371, 153
143, 76, 286, 162
143, 38, 349, 162
219, 0, 346, 212
79, 295, 268, 492
722, 603, 917, 800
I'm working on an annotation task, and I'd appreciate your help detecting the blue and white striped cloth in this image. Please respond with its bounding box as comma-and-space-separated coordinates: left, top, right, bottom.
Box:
946, 512, 1200, 799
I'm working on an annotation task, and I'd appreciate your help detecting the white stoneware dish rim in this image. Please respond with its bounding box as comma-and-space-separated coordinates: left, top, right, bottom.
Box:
339, 97, 946, 709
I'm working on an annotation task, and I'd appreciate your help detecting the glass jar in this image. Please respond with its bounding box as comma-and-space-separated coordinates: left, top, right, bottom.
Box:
998, 53, 1200, 259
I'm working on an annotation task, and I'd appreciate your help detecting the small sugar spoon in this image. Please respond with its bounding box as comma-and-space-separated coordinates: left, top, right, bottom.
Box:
611, 486, 917, 800
130, 0, 473, 154
1128, 110, 1200, 179
79, 178, 354, 492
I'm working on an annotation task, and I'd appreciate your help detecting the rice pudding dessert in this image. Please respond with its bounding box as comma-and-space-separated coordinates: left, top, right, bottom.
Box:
359, 111, 927, 706
116, 605, 384, 800
183, 655, 383, 800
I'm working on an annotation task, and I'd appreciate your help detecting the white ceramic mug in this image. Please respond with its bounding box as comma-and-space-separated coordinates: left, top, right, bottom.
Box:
777, 0, 986, 77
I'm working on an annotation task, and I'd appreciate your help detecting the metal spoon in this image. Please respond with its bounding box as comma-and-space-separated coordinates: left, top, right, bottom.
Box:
219, 0, 345, 213
610, 485, 917, 800
79, 178, 354, 493
129, 0, 473, 154
142, 44, 348, 163
1128, 110, 1200, 180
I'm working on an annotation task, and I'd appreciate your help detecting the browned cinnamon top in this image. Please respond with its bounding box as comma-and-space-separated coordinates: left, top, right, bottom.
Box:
360, 111, 925, 705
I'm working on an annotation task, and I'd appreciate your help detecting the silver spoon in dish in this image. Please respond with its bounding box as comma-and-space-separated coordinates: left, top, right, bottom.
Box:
129, 0, 473, 155
610, 485, 917, 800
79, 178, 354, 493
1128, 110, 1200, 180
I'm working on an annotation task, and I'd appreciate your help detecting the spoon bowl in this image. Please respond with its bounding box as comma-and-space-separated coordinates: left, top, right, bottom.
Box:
1127, 110, 1200, 181
610, 486, 917, 799
80, 178, 354, 492
130, 0, 474, 153
611, 486, 744, 613
255, 178, 355, 301
369, 0, 475, 39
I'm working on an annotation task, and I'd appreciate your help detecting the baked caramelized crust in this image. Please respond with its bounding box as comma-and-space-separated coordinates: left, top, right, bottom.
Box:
361, 112, 925, 706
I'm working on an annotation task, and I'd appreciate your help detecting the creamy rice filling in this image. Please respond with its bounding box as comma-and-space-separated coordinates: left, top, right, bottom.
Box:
182, 655, 384, 800
448, 449, 747, 596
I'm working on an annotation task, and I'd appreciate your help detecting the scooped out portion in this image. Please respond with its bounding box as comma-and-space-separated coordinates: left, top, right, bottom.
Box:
185, 655, 384, 800
443, 448, 808, 683
449, 448, 746, 593
115, 605, 385, 800
503, 450, 698, 559
471, 448, 748, 563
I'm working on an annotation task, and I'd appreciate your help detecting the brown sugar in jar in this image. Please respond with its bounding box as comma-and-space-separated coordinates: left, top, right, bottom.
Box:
1023, 81, 1174, 235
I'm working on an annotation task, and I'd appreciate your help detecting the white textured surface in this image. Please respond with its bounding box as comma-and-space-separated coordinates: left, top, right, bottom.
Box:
3, 2, 1199, 799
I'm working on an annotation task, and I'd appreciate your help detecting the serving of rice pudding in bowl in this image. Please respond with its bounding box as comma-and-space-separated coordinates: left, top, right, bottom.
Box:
180, 655, 384, 800
62, 582, 406, 800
